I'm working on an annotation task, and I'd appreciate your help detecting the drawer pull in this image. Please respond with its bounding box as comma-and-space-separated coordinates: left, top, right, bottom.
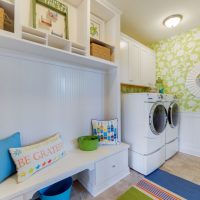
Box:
112, 165, 116, 168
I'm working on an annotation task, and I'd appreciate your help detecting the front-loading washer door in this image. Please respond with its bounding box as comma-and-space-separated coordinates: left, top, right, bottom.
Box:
149, 103, 167, 135
168, 102, 179, 128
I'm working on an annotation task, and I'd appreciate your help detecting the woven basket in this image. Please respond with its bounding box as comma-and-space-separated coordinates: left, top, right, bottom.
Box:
90, 42, 112, 61
4, 12, 14, 32
0, 8, 4, 30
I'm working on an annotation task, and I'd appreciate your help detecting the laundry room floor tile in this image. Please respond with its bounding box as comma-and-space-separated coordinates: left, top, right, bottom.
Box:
71, 170, 143, 200
161, 152, 200, 185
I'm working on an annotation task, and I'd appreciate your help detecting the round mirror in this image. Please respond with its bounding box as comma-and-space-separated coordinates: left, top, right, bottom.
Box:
196, 74, 200, 87
186, 65, 200, 98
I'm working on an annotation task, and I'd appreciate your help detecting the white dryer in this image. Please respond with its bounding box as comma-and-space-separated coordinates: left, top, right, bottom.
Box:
122, 93, 167, 175
163, 94, 180, 160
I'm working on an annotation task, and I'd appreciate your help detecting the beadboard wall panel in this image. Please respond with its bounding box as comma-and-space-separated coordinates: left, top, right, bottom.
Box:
0, 54, 105, 150
179, 112, 200, 157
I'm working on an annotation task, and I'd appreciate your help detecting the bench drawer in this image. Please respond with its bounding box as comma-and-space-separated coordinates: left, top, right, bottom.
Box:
95, 150, 128, 185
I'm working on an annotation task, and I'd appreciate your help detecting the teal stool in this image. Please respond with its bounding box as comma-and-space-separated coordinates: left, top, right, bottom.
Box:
39, 177, 73, 200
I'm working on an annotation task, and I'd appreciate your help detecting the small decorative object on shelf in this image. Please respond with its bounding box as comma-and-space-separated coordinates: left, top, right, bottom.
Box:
40, 16, 52, 27
90, 14, 105, 41
156, 77, 164, 93
51, 30, 63, 38
48, 9, 58, 20
90, 38, 114, 61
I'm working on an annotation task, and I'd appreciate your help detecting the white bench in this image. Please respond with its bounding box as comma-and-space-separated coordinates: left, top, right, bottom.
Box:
0, 143, 129, 200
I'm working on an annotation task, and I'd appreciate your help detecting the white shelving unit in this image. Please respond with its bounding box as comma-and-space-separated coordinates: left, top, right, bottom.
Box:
0, 0, 122, 63
21, 25, 87, 56
0, 0, 122, 135
0, 34, 117, 70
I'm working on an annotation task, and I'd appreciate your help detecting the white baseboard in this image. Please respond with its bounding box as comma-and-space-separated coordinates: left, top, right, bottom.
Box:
180, 146, 200, 157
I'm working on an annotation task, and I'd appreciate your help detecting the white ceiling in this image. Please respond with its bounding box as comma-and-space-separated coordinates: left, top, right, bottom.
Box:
107, 0, 200, 44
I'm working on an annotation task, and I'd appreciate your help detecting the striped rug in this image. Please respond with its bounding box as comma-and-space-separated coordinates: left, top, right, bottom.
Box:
118, 169, 200, 200
135, 178, 185, 200
118, 178, 184, 200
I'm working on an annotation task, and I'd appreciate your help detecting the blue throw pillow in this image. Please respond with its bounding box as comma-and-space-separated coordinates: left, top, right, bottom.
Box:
0, 132, 21, 182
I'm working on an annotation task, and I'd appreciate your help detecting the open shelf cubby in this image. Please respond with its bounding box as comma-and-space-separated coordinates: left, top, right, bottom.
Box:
90, 0, 120, 63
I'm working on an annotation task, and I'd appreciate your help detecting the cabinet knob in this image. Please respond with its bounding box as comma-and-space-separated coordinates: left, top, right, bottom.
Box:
112, 165, 116, 168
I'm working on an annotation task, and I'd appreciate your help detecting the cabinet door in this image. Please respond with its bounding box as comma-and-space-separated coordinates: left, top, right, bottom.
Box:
129, 42, 140, 85
95, 150, 128, 185
141, 48, 156, 87
120, 37, 130, 84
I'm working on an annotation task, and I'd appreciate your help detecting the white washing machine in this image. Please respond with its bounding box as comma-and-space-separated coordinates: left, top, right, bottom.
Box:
122, 93, 167, 175
163, 94, 180, 160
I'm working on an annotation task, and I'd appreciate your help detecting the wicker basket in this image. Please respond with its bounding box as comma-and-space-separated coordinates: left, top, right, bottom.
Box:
0, 8, 4, 30
4, 12, 14, 32
90, 42, 112, 61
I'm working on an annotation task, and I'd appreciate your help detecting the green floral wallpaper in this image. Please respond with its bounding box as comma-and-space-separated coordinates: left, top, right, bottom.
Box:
150, 27, 200, 112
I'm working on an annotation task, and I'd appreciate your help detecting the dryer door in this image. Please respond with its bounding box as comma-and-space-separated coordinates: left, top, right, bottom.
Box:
149, 103, 167, 135
168, 102, 179, 128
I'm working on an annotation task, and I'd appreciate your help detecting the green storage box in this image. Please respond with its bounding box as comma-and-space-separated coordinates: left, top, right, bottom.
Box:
78, 136, 99, 151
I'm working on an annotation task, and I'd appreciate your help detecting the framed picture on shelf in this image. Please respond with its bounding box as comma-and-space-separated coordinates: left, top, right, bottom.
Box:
90, 14, 105, 41
32, 0, 68, 39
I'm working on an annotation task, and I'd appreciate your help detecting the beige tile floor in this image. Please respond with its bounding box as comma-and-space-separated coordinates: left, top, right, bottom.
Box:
71, 152, 200, 200
71, 170, 143, 200
161, 152, 200, 185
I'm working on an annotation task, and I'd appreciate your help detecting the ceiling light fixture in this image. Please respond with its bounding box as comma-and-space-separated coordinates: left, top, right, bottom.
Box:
163, 14, 183, 28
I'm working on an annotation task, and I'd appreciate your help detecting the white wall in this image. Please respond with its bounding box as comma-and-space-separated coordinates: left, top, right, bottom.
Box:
179, 112, 200, 157
0, 52, 106, 151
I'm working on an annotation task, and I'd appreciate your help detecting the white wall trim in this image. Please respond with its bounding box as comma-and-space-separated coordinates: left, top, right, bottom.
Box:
180, 111, 200, 117
180, 146, 200, 157
0, 48, 106, 75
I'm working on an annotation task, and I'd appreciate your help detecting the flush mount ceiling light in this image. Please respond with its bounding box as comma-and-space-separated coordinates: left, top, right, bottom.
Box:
163, 14, 183, 28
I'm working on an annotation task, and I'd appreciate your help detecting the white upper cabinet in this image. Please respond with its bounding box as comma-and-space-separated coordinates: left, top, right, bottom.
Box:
141, 47, 156, 87
120, 33, 156, 87
120, 36, 129, 84
129, 41, 141, 85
